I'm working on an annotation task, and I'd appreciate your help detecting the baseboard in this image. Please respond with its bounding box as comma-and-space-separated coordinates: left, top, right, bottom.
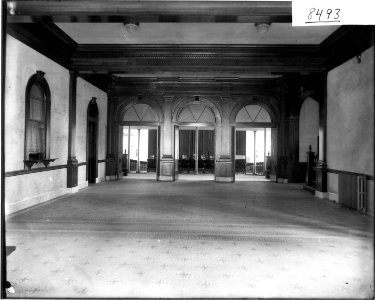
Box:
78, 181, 89, 189
328, 192, 339, 203
303, 185, 315, 193
67, 186, 79, 194
5, 188, 67, 215
315, 190, 328, 199
157, 175, 174, 182
96, 177, 105, 183
215, 177, 234, 183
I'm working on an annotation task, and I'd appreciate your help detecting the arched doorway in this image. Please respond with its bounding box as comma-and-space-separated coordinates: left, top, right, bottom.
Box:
234, 104, 273, 181
175, 99, 216, 179
120, 102, 160, 180
87, 98, 99, 184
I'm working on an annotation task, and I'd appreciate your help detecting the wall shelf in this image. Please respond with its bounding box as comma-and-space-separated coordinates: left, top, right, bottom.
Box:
23, 158, 58, 169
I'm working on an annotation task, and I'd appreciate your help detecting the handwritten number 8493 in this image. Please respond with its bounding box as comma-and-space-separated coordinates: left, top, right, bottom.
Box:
308, 8, 340, 21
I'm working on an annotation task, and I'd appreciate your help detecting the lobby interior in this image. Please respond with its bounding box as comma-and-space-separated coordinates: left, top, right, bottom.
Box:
1, 1, 374, 298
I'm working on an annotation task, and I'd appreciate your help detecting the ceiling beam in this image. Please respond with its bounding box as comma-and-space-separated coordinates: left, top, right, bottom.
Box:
71, 44, 325, 75
7, 1, 292, 23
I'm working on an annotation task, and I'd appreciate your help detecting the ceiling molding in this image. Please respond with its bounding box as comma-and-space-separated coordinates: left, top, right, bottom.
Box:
7, 1, 292, 23
72, 44, 325, 75
112, 77, 280, 97
6, 23, 77, 69
320, 25, 374, 71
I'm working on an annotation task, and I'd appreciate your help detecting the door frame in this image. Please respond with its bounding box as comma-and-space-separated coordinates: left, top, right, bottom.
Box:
176, 123, 215, 176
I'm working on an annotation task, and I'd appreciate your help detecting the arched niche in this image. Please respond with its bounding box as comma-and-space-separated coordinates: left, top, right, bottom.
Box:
299, 97, 319, 162
235, 105, 272, 123
172, 96, 221, 125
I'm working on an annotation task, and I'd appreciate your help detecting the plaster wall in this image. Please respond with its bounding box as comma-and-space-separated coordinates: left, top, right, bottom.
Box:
76, 77, 108, 184
326, 46, 374, 213
4, 35, 107, 214
299, 97, 319, 162
4, 34, 69, 172
4, 35, 71, 214
5, 169, 68, 215
327, 46, 374, 176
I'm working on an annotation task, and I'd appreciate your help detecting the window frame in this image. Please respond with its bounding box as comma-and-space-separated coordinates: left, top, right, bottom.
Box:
24, 71, 51, 162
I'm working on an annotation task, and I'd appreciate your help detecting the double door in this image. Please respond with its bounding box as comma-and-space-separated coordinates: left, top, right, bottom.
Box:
175, 126, 215, 174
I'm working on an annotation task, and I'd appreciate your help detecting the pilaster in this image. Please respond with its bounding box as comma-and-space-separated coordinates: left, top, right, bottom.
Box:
158, 95, 175, 181
105, 81, 118, 178
315, 74, 328, 192
67, 70, 78, 188
215, 97, 234, 182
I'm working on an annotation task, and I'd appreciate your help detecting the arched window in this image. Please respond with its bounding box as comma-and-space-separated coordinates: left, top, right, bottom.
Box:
235, 105, 271, 123
25, 71, 50, 161
177, 103, 216, 124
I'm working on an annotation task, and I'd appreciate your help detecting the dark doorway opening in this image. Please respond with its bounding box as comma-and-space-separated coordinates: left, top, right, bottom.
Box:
87, 98, 98, 184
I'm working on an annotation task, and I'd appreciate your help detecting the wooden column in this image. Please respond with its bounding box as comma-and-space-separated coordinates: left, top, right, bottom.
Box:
137, 129, 140, 173
67, 70, 78, 188
105, 83, 118, 178
195, 127, 199, 174
315, 74, 328, 194
215, 97, 234, 182
158, 95, 175, 181
286, 116, 301, 183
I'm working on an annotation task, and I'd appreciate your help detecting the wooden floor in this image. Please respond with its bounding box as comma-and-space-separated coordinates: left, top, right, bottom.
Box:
5, 178, 374, 298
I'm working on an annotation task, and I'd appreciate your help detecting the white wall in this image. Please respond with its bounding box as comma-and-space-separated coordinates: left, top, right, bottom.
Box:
326, 46, 374, 213
4, 35, 108, 214
5, 34, 69, 172
299, 97, 319, 162
327, 46, 374, 176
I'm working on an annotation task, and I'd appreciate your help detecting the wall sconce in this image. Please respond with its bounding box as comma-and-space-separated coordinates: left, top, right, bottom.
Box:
124, 23, 139, 34
7, 1, 16, 15
255, 23, 271, 34
356, 54, 362, 64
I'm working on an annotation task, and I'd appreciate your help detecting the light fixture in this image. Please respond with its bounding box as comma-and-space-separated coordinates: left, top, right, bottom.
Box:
124, 23, 139, 34
255, 23, 271, 34
356, 54, 362, 64
8, 1, 16, 15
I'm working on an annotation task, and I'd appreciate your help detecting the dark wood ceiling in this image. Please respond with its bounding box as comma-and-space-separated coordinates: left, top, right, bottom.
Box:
5, 1, 375, 93
7, 1, 292, 23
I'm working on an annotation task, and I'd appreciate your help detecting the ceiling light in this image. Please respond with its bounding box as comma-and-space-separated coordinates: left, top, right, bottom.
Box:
124, 23, 139, 34
8, 1, 16, 15
255, 23, 271, 34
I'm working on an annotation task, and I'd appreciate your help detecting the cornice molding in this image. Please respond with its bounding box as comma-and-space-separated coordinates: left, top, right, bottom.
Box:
320, 25, 374, 71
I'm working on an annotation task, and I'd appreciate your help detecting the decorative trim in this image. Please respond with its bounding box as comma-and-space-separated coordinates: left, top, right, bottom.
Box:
5, 165, 67, 177
215, 177, 234, 182
315, 190, 328, 199
327, 169, 374, 181
157, 175, 174, 182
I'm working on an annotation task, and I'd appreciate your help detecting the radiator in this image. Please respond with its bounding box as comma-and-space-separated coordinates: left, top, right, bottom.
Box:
339, 173, 367, 213
357, 175, 367, 213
